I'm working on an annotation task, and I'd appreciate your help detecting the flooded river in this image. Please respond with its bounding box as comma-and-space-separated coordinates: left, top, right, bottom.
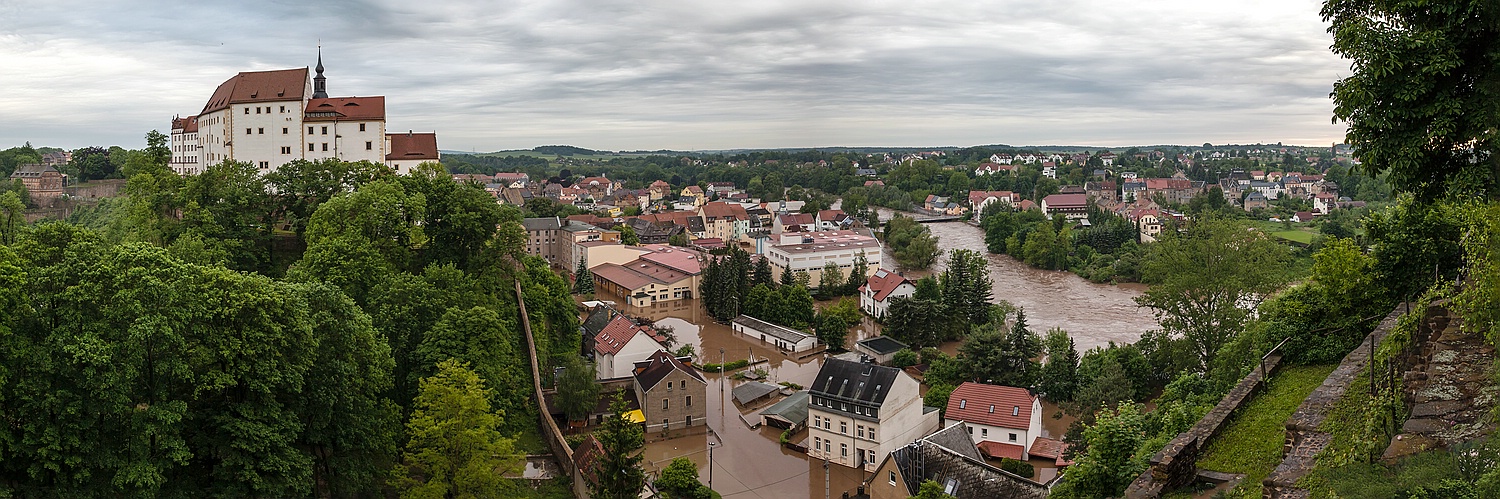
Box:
877, 209, 1159, 352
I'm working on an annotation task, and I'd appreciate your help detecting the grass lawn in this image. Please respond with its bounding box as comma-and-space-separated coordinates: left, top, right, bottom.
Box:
513, 424, 550, 454
1250, 220, 1319, 245
1195, 364, 1338, 498
1272, 230, 1316, 245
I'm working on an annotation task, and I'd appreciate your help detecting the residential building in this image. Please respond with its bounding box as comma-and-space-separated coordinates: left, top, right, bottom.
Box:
633, 350, 707, 434
698, 202, 750, 241
680, 186, 706, 207
593, 315, 668, 379
867, 422, 1047, 499
1243, 191, 1269, 211
764, 230, 881, 289
495, 172, 529, 188
1143, 177, 1208, 205
943, 382, 1043, 457
807, 358, 940, 471
168, 52, 435, 176
8, 164, 65, 204
648, 180, 672, 200
855, 336, 908, 365
966, 190, 1014, 215
731, 315, 818, 353
773, 212, 816, 234
1040, 193, 1089, 219
1084, 181, 1118, 204
522, 217, 566, 265
858, 268, 915, 319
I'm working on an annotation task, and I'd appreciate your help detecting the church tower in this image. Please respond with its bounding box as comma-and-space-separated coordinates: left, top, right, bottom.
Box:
312, 47, 328, 99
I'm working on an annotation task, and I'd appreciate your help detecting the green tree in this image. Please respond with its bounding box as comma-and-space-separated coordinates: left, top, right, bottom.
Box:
591, 393, 646, 499
885, 295, 946, 349
780, 263, 795, 286
1136, 218, 1291, 369
669, 231, 691, 247
815, 312, 850, 351
391, 359, 519, 498
911, 479, 957, 499
845, 251, 869, 295
619, 224, 640, 245
1050, 403, 1147, 499
0, 191, 22, 246
412, 307, 528, 434
940, 249, 993, 326
574, 255, 594, 295
1323, 0, 1500, 199
1039, 328, 1081, 402
656, 457, 711, 499
264, 158, 388, 238
556, 354, 601, 423
817, 261, 844, 298
752, 255, 774, 287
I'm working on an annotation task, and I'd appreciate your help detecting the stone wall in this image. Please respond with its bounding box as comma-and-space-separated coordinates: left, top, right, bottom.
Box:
1123, 353, 1286, 498
1262, 305, 1408, 498
514, 279, 589, 498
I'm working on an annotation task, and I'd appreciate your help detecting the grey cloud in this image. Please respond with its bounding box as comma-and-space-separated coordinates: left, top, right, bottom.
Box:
0, 0, 1346, 151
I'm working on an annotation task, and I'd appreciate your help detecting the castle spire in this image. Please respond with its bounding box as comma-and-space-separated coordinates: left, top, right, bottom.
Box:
313, 45, 328, 98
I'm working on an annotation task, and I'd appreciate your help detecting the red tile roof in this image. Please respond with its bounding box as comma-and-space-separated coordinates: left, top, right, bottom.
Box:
1028, 437, 1070, 462
860, 268, 913, 302
573, 435, 605, 484
1016, 199, 1038, 211
1042, 193, 1089, 210
387, 132, 438, 161
172, 115, 198, 133
1145, 178, 1194, 191
945, 382, 1035, 431
977, 441, 1026, 461
304, 96, 386, 121
701, 202, 748, 220
592, 260, 691, 291
593, 315, 659, 356
201, 68, 309, 114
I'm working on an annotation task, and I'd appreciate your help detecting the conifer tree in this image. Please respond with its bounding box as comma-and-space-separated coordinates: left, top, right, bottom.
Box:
590, 393, 646, 499
573, 255, 594, 295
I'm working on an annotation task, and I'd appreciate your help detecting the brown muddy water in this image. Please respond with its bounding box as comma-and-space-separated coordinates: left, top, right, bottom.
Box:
595, 213, 1158, 497
876, 209, 1159, 352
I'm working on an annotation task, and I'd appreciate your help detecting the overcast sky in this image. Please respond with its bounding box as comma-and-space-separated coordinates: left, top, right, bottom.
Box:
0, 0, 1349, 152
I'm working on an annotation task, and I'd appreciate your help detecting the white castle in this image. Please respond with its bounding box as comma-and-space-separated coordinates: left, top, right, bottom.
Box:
169, 50, 438, 176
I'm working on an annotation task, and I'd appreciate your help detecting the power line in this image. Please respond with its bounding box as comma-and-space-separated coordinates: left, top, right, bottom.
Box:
720, 467, 812, 498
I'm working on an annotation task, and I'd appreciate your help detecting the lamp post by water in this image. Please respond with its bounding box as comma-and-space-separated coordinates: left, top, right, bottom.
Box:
708, 441, 717, 491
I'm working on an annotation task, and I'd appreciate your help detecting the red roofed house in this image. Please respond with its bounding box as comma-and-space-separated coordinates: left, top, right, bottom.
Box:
591, 245, 704, 308
697, 201, 750, 241
859, 268, 915, 319
816, 209, 852, 231
633, 350, 708, 434
649, 180, 673, 200
1040, 193, 1090, 220
944, 382, 1043, 458
593, 315, 668, 380
773, 212, 816, 234
967, 190, 1015, 215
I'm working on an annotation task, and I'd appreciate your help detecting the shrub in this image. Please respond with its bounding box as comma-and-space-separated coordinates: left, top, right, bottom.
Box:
998, 458, 1034, 478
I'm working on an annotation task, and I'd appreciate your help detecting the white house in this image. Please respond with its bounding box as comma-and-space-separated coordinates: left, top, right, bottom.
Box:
732, 315, 818, 353
808, 359, 941, 471
943, 382, 1043, 459
859, 269, 915, 319
593, 315, 668, 380
764, 230, 881, 288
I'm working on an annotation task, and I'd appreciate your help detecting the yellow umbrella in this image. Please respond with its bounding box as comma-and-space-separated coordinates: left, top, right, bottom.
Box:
623, 409, 645, 424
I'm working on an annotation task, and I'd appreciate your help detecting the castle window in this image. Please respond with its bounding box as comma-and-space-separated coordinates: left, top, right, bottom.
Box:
308, 126, 314, 134
309, 143, 315, 151
321, 126, 328, 135
359, 123, 366, 132
245, 128, 252, 135
280, 106, 286, 113
282, 128, 288, 134
257, 128, 263, 135
244, 108, 249, 114
366, 141, 372, 150
255, 107, 260, 114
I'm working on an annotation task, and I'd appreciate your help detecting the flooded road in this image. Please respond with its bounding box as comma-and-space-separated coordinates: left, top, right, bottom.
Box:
877, 209, 1159, 351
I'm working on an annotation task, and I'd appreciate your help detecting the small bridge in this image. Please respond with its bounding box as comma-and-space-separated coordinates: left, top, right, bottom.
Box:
913, 216, 964, 223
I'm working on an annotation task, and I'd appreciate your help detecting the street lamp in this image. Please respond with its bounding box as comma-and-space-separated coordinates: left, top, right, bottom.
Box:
708, 441, 717, 491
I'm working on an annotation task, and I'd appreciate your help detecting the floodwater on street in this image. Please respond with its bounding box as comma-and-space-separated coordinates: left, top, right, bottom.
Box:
876, 208, 1160, 352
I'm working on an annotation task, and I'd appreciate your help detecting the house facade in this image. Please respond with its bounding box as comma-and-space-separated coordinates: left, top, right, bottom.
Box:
807, 358, 940, 471
858, 268, 915, 319
633, 350, 708, 434
8, 164, 65, 204
593, 315, 668, 380
943, 382, 1043, 457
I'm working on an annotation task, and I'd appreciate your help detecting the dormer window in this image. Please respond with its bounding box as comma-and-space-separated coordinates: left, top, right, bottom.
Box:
989, 405, 995, 413
1013, 406, 1020, 416
959, 400, 966, 409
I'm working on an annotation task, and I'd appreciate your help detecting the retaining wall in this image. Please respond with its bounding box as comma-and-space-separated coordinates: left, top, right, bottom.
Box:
516, 279, 589, 498
1262, 305, 1409, 498
1123, 353, 1285, 498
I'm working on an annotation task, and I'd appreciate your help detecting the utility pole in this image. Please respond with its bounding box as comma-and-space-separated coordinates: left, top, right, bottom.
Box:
825, 457, 830, 499
709, 441, 717, 492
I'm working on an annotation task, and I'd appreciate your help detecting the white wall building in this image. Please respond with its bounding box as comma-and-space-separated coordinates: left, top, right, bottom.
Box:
858, 269, 915, 319
764, 230, 881, 289
169, 51, 437, 176
942, 382, 1043, 459
808, 359, 940, 471
732, 315, 818, 353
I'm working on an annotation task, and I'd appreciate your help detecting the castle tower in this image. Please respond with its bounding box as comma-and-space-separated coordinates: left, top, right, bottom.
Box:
313, 47, 328, 99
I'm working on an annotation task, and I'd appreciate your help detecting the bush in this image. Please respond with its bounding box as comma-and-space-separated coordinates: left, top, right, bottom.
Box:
998, 458, 1034, 478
